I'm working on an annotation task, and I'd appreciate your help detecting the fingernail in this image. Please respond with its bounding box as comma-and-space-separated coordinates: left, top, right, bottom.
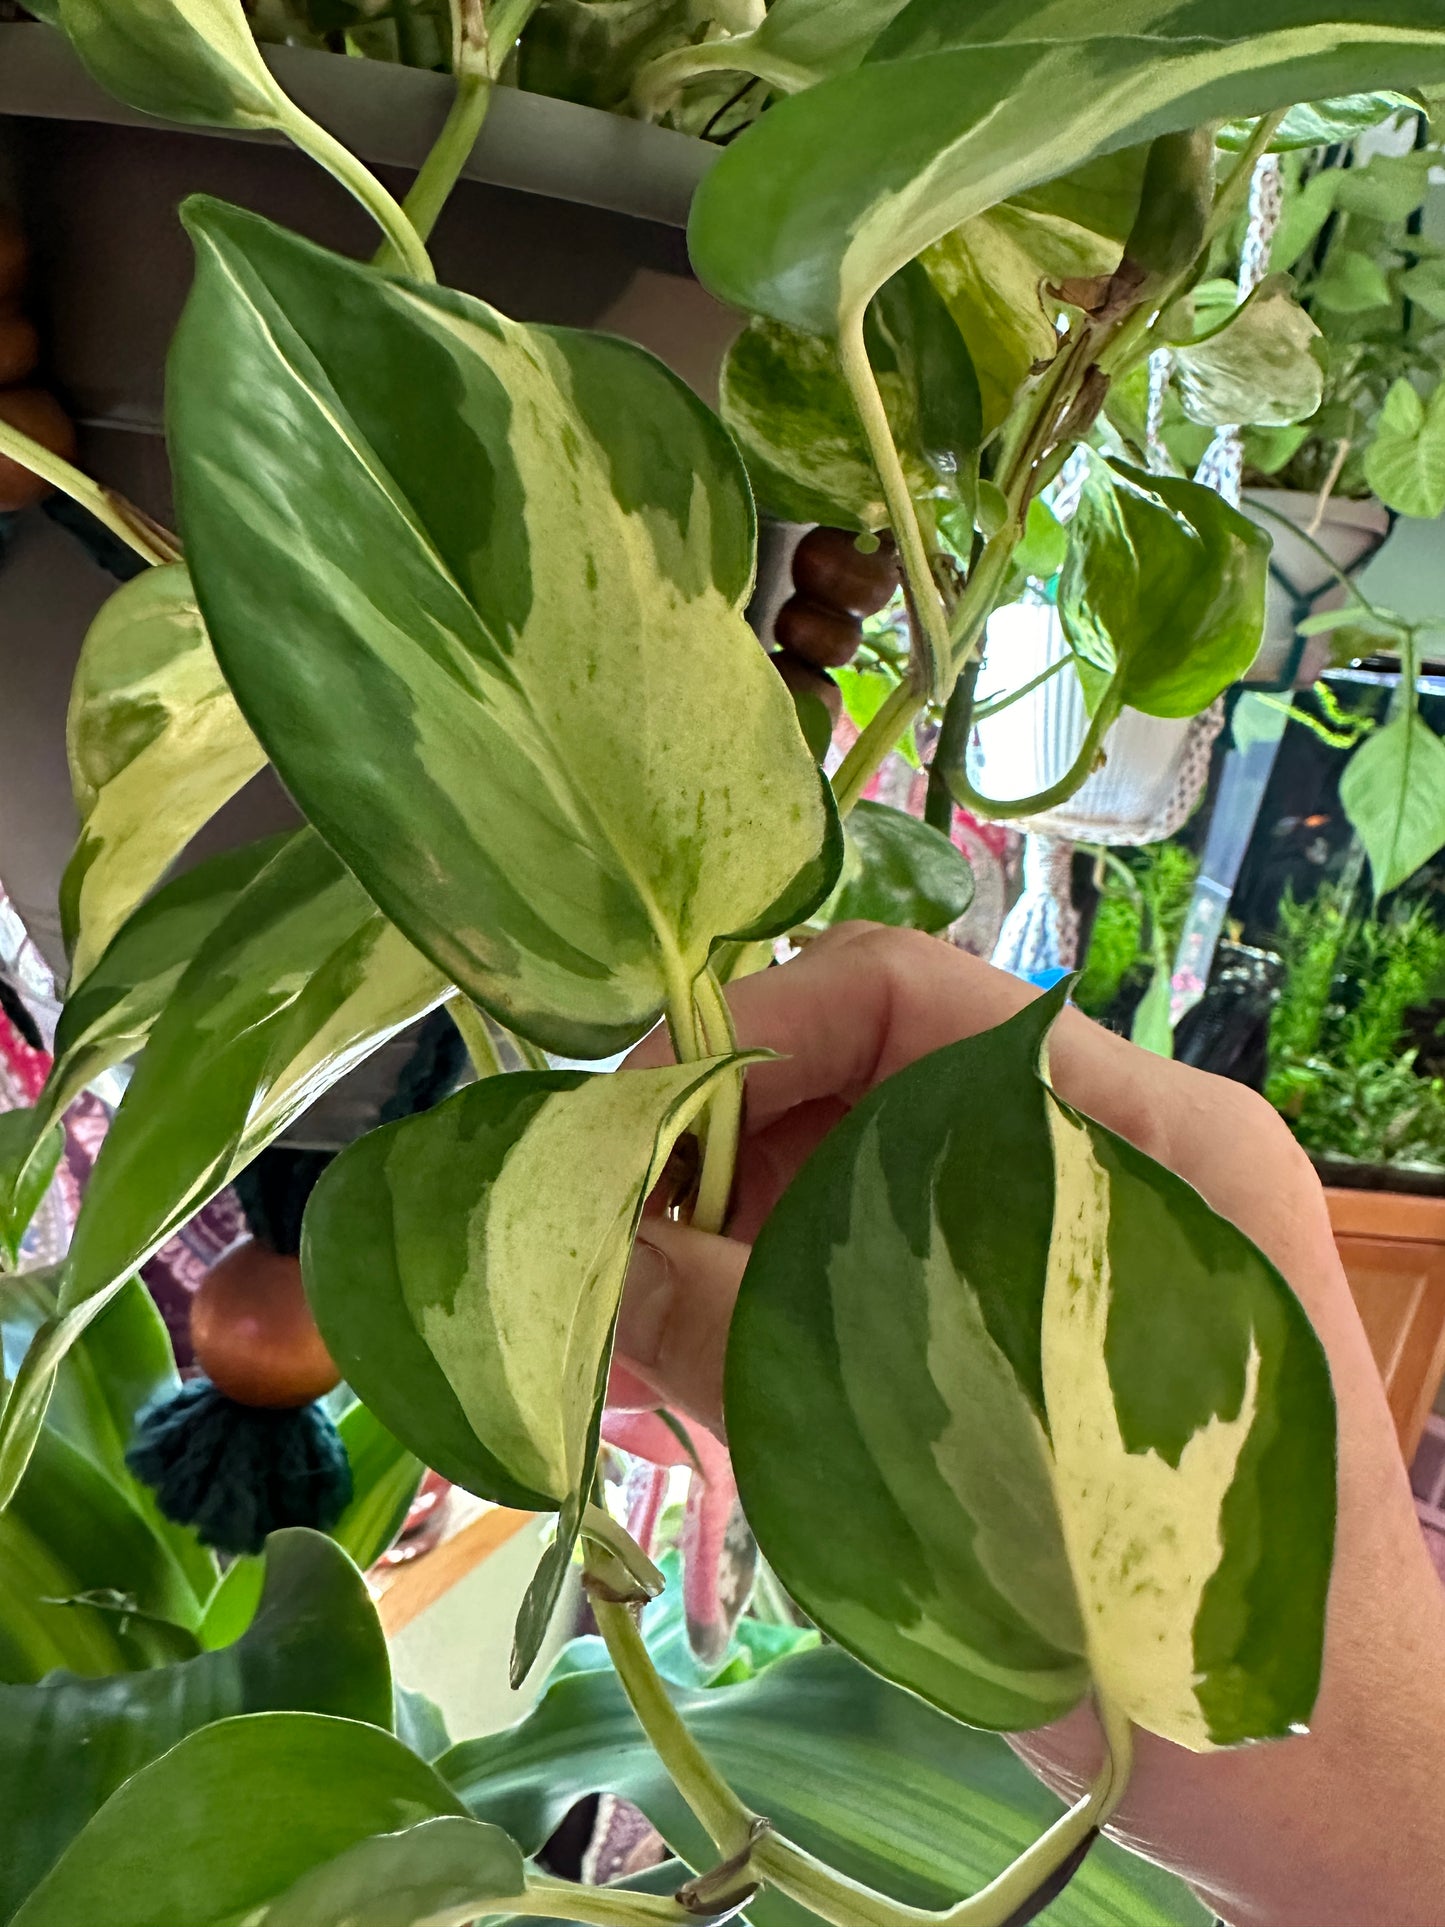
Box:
616, 1231, 675, 1370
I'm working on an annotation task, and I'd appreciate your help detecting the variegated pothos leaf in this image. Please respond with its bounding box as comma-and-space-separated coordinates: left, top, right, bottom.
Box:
726, 990, 1335, 1748
303, 1056, 755, 1682
169, 200, 838, 1061
62, 565, 265, 985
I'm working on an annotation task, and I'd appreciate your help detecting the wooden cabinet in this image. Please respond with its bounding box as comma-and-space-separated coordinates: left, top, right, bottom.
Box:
1327, 1187, 1445, 1462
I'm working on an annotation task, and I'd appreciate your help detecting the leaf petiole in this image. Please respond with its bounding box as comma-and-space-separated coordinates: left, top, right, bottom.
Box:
0, 422, 179, 568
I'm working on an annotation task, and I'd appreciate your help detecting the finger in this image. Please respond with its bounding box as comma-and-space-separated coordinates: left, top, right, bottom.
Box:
613, 1215, 747, 1434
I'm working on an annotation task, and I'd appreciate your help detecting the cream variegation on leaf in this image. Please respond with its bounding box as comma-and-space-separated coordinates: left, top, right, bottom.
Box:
727, 989, 1335, 1750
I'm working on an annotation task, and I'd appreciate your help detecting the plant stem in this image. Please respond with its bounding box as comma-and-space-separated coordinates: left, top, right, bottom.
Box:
389, 72, 493, 259
518, 1874, 695, 1927
925, 657, 980, 832
0, 423, 178, 567
973, 654, 1070, 723
592, 1593, 758, 1857
284, 110, 435, 281
449, 993, 505, 1079
951, 689, 1114, 821
837, 310, 952, 699
691, 967, 742, 1235
831, 678, 927, 818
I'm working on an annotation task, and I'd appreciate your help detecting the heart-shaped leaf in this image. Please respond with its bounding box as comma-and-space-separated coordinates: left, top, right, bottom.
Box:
444, 1643, 1210, 1926
1340, 711, 1445, 900
303, 1056, 752, 1680
724, 990, 1335, 1748
1173, 275, 1324, 429
688, 2, 1445, 338
169, 199, 838, 1061
1058, 455, 1269, 720
60, 564, 264, 985
813, 801, 973, 935
1364, 378, 1445, 520
0, 1530, 393, 1925
9, 1711, 468, 1927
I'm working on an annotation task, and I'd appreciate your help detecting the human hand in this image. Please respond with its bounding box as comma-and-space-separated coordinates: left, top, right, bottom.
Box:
613, 923, 1445, 1927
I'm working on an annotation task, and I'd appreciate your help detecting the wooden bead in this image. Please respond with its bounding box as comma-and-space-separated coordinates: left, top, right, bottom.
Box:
792, 526, 899, 618
0, 311, 40, 387
774, 595, 864, 669
771, 649, 843, 726
0, 388, 76, 512
190, 1240, 341, 1409
0, 211, 27, 302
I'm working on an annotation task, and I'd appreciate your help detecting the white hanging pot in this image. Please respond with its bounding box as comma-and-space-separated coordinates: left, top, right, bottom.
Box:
967, 601, 1199, 843
1240, 489, 1392, 687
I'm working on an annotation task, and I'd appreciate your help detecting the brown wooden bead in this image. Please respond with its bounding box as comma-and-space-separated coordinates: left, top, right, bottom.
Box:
0, 388, 76, 512
771, 649, 843, 726
0, 212, 27, 303
774, 594, 864, 669
0, 311, 40, 387
792, 526, 899, 618
190, 1240, 341, 1409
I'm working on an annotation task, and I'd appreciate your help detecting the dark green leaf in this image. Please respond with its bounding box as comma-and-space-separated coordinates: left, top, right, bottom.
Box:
1059, 456, 1269, 720
813, 801, 973, 934
724, 991, 1335, 1747
444, 1644, 1209, 1927
687, 2, 1445, 338
10, 1708, 465, 1927
170, 200, 837, 1061
59, 564, 264, 983
265, 1816, 526, 1927
1340, 712, 1445, 898
0, 1530, 393, 1924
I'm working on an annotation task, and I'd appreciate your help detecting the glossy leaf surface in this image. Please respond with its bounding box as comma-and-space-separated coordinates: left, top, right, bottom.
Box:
1340, 713, 1445, 899
9, 1710, 465, 1927
725, 992, 1335, 1748
0, 1530, 392, 1924
813, 801, 973, 934
170, 200, 836, 1060
1058, 457, 1269, 719
688, 2, 1445, 336
57, 0, 295, 130
61, 564, 264, 983
445, 1644, 1209, 1927
1173, 277, 1324, 430
0, 1114, 62, 1270
304, 1056, 747, 1680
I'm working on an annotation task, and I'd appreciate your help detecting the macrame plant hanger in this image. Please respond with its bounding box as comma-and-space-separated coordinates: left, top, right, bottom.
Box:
992, 150, 1284, 981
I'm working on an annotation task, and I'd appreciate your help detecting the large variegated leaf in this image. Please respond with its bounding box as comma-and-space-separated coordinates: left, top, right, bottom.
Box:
726, 990, 1335, 1749
688, 2, 1445, 337
0, 831, 445, 1511
0, 1530, 392, 1925
8, 1712, 469, 1927
61, 565, 264, 984
169, 200, 838, 1061
304, 1056, 750, 1682
443, 1644, 1210, 1927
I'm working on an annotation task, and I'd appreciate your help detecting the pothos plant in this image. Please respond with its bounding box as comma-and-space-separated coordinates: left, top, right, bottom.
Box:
3, 5, 1444, 1927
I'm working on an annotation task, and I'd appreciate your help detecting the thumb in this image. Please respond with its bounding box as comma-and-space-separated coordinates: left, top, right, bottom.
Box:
613, 1216, 749, 1435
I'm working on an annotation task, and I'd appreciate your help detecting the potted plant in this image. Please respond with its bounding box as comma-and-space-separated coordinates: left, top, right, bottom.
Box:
2, 5, 1443, 1926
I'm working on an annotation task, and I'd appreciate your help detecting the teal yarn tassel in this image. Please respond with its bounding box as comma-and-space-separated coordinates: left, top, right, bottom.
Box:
127, 1379, 351, 1556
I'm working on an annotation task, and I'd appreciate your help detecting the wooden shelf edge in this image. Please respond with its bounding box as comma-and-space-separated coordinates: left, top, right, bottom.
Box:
376, 1505, 535, 1637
